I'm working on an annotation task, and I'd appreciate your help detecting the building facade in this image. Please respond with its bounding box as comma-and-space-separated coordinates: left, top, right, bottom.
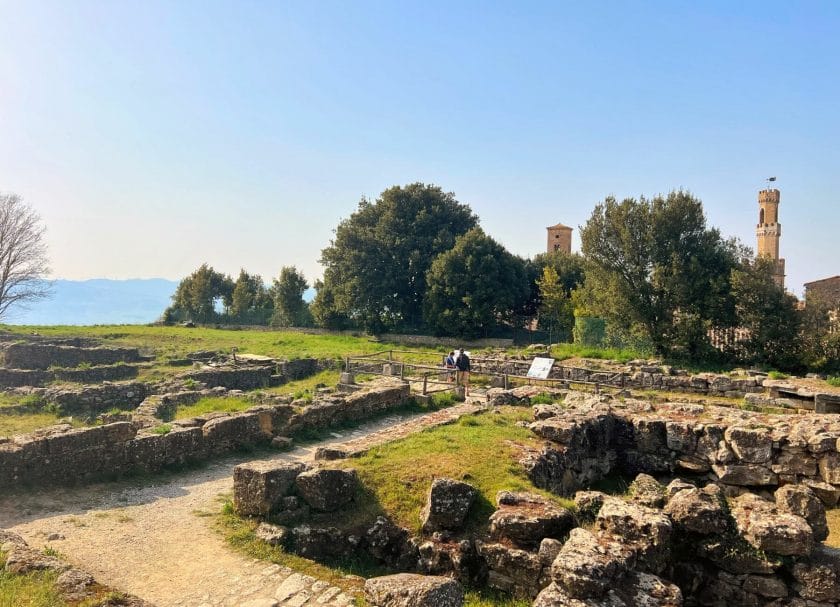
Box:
546, 223, 572, 254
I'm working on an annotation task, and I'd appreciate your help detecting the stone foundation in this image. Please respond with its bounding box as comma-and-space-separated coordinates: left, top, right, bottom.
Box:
1, 343, 143, 370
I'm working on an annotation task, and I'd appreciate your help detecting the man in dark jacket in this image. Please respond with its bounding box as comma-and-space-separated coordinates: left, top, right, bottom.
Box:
455, 348, 471, 396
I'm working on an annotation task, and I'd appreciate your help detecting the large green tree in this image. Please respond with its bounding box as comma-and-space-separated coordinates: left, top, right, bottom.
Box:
580, 191, 738, 356
229, 270, 273, 324
536, 266, 575, 343
523, 250, 586, 318
271, 266, 311, 327
423, 228, 529, 338
316, 183, 478, 333
730, 257, 801, 369
166, 264, 234, 323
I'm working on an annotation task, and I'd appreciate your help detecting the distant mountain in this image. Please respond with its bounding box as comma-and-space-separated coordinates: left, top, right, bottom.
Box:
4, 279, 318, 326
4, 279, 179, 326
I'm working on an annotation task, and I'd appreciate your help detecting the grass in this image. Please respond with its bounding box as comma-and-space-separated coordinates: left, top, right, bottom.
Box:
265, 369, 341, 397
173, 396, 253, 420
0, 413, 86, 438
335, 407, 573, 534
150, 424, 172, 435
827, 509, 840, 549
827, 376, 840, 387
464, 590, 531, 607
0, 567, 64, 607
542, 342, 644, 363
767, 370, 789, 380
1, 325, 418, 362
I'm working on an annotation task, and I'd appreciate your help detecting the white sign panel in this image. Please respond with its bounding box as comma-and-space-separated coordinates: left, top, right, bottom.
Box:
526, 357, 555, 379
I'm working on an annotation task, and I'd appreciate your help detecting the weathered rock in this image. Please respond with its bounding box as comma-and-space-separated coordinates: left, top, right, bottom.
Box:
573, 491, 606, 523
233, 461, 306, 516
791, 545, 840, 602
775, 484, 829, 542
664, 478, 695, 499
489, 491, 575, 549
3, 546, 70, 574
421, 478, 477, 533
818, 451, 840, 484
595, 497, 671, 573
627, 473, 667, 508
476, 541, 544, 598
290, 525, 360, 559
295, 468, 357, 512
255, 522, 289, 547
725, 426, 773, 464
695, 536, 781, 575
712, 463, 778, 486
664, 484, 730, 535
551, 528, 631, 599
534, 572, 682, 607
802, 478, 840, 507
364, 573, 464, 607
365, 517, 415, 569
731, 493, 814, 557
742, 574, 788, 598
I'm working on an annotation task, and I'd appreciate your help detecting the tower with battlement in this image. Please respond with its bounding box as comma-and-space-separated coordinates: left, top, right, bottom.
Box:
756, 188, 785, 287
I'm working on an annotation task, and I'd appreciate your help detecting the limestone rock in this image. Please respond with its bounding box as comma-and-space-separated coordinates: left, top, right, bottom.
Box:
55, 568, 97, 601
802, 478, 840, 507
295, 468, 357, 512
255, 522, 289, 547
364, 573, 464, 607
233, 460, 306, 516
742, 574, 788, 598
534, 572, 682, 607
595, 497, 672, 573
489, 491, 575, 549
3, 546, 70, 575
421, 478, 477, 533
628, 473, 667, 508
791, 545, 840, 602
365, 517, 415, 569
550, 528, 631, 599
725, 426, 773, 464
775, 484, 829, 542
476, 540, 544, 598
664, 478, 695, 499
731, 493, 813, 557
664, 484, 730, 535
712, 463, 778, 487
290, 525, 360, 559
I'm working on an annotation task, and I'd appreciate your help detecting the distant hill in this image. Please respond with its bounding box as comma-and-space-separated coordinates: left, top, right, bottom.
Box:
4, 279, 179, 326
3, 279, 317, 326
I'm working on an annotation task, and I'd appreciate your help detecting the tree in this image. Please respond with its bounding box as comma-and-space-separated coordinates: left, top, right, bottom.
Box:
580, 190, 738, 356
166, 264, 234, 323
271, 266, 311, 327
0, 194, 50, 318
800, 292, 840, 373
522, 250, 586, 318
317, 183, 478, 332
423, 228, 529, 338
536, 266, 574, 343
730, 257, 801, 369
229, 270, 272, 324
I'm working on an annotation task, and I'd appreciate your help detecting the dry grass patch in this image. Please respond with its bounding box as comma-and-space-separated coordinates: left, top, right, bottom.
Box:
827, 509, 840, 548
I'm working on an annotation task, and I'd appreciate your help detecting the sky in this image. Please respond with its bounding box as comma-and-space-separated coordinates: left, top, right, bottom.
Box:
1, 1, 838, 297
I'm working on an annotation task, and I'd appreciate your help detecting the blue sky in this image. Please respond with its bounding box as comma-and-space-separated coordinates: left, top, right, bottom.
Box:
1, 1, 838, 296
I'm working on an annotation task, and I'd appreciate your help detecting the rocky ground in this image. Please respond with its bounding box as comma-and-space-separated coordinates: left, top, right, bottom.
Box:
0, 401, 482, 607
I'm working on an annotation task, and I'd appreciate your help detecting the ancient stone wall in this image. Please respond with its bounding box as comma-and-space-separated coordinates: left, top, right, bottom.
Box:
43, 381, 149, 416
0, 382, 410, 488
2, 343, 143, 370
518, 393, 840, 500
179, 365, 274, 390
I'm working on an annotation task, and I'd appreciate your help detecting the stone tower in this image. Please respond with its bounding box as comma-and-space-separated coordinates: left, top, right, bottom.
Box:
756, 188, 785, 287
546, 223, 572, 254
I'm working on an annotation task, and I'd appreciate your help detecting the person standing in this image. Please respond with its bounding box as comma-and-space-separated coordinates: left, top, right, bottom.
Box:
455, 348, 471, 396
444, 351, 456, 382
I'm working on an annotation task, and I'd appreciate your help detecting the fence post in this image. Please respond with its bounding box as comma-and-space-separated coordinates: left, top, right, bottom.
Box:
594, 382, 600, 394
504, 374, 509, 390
345, 357, 350, 373
423, 374, 428, 395
400, 363, 405, 381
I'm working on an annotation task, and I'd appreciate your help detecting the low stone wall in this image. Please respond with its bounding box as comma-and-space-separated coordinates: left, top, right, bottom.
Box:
516, 391, 840, 499
52, 363, 140, 383
43, 381, 149, 416
0, 382, 411, 488
0, 368, 51, 387
1, 343, 143, 370
179, 365, 274, 390
475, 358, 764, 398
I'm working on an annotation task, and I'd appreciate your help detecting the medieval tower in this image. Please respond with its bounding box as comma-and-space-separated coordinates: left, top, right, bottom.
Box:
546, 223, 572, 254
756, 188, 785, 288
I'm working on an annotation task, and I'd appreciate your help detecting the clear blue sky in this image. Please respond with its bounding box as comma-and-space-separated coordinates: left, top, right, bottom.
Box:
1, 1, 838, 296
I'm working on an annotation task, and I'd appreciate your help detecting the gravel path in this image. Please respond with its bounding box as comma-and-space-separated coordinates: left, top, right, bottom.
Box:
0, 402, 483, 607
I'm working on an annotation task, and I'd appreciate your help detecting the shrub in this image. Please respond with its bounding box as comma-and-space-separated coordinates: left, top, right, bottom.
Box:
529, 392, 556, 405
767, 370, 789, 380
151, 424, 172, 435
430, 392, 456, 408
827, 376, 840, 387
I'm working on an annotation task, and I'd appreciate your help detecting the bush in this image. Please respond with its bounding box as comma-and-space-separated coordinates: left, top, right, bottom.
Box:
827, 376, 840, 387
529, 393, 556, 405
767, 370, 789, 380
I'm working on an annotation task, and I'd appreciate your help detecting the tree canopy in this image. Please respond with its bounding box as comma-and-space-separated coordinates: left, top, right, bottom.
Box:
580, 191, 738, 356
271, 266, 311, 327
423, 228, 529, 338
316, 183, 478, 333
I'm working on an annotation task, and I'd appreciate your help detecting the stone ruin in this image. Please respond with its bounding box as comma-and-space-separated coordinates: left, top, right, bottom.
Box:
232, 389, 840, 607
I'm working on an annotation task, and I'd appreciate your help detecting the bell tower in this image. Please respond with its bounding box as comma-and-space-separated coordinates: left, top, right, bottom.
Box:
756, 188, 785, 287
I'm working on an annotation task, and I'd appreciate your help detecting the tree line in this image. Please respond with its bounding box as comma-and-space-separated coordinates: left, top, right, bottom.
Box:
163, 183, 839, 372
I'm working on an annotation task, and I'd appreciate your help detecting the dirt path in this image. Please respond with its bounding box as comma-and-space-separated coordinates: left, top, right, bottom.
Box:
0, 402, 483, 607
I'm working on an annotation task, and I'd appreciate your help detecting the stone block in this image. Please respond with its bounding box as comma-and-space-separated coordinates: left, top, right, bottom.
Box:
295, 468, 357, 512
364, 573, 463, 607
421, 477, 477, 533
233, 460, 307, 516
